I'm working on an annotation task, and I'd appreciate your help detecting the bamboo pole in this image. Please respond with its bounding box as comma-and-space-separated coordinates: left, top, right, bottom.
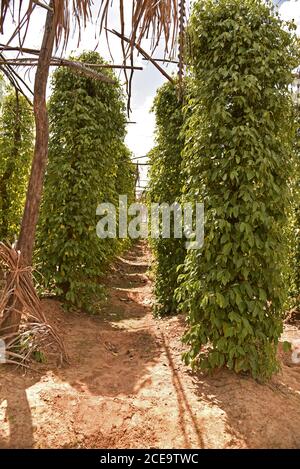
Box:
105, 28, 174, 84
142, 57, 179, 64
0, 59, 143, 71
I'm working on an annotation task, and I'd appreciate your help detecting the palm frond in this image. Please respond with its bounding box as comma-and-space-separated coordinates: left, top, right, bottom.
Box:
132, 0, 178, 55
0, 242, 69, 365
1, 1, 180, 57
1, 1, 182, 110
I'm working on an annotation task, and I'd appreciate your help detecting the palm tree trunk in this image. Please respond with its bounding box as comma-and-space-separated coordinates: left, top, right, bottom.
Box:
17, 3, 55, 263
0, 3, 55, 337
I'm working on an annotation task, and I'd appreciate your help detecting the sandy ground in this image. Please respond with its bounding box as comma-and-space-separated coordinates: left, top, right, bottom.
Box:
1, 242, 300, 449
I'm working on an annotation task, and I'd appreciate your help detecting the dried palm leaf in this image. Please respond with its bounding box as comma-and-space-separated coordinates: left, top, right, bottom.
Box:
0, 243, 69, 367
1, 1, 182, 107
1, 0, 180, 59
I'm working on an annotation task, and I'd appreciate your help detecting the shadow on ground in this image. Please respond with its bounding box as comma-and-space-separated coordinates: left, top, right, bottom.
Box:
0, 242, 161, 448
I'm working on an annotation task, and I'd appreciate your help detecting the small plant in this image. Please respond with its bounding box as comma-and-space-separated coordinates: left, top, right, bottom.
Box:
32, 350, 47, 364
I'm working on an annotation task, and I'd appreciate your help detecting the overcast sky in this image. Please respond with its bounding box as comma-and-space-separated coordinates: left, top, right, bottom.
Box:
0, 0, 299, 189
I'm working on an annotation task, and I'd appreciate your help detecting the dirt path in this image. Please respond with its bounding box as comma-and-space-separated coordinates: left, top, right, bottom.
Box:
1, 242, 300, 448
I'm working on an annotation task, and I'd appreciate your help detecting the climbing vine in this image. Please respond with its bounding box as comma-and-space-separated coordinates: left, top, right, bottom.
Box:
288, 95, 300, 306
36, 51, 135, 311
148, 81, 186, 315
177, 0, 300, 379
294, 110, 300, 299
0, 87, 34, 242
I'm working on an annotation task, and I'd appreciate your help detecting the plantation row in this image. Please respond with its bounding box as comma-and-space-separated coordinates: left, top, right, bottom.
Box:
148, 0, 300, 379
1, 0, 299, 381
0, 51, 136, 312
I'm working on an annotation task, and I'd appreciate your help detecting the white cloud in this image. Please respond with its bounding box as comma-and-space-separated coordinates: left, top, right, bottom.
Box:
125, 94, 155, 157
279, 0, 300, 33
0, 3, 173, 167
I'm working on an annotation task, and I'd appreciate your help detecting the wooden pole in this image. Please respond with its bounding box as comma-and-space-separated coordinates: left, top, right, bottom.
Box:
0, 60, 143, 71
106, 28, 174, 84
142, 57, 179, 64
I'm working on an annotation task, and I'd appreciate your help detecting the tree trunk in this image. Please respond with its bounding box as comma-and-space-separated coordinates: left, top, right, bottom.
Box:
17, 4, 55, 263
0, 3, 55, 337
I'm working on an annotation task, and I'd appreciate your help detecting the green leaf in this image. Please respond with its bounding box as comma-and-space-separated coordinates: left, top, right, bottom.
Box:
282, 341, 292, 353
